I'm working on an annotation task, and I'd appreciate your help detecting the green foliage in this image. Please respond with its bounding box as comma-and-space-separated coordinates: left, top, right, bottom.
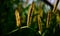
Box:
0, 0, 60, 36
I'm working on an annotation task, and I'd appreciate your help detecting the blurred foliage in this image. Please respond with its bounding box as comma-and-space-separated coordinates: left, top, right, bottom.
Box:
0, 0, 60, 36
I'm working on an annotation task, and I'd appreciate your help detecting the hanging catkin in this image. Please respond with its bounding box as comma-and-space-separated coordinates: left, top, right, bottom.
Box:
38, 2, 43, 34
15, 9, 21, 27
46, 12, 51, 28
27, 2, 34, 27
